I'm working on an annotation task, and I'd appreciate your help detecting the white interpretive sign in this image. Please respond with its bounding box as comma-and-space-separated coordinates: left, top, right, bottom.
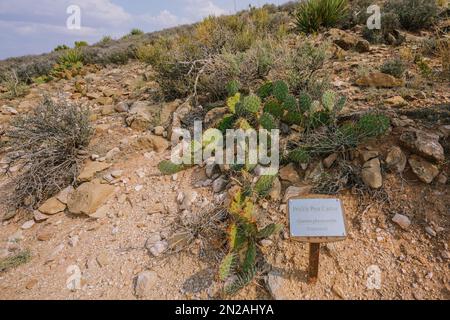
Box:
288, 198, 347, 242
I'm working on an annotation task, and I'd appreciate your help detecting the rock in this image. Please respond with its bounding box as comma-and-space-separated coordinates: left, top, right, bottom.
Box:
361, 158, 382, 189
21, 220, 35, 230
149, 240, 168, 257
136, 134, 169, 153
323, 153, 338, 169
105, 147, 120, 161
283, 185, 313, 203
355, 72, 404, 88
392, 213, 411, 230
134, 271, 158, 298
305, 161, 324, 182
355, 39, 370, 53
89, 205, 109, 219
96, 253, 109, 267
77, 161, 112, 182
437, 173, 447, 185
96, 96, 113, 106
385, 146, 407, 173
180, 191, 198, 210
279, 163, 300, 184
114, 101, 129, 113
332, 284, 346, 299
2, 210, 17, 221
425, 226, 436, 237
205, 157, 220, 179
127, 100, 179, 132
25, 279, 38, 290
385, 96, 406, 107
266, 271, 288, 300
326, 28, 358, 50
212, 176, 227, 193
204, 106, 229, 128
68, 235, 79, 247
110, 170, 123, 178
56, 186, 74, 204
37, 230, 53, 241
408, 155, 439, 184
1, 105, 18, 115
67, 180, 115, 215
441, 251, 450, 260
34, 210, 50, 222
360, 150, 379, 162
400, 129, 444, 163
154, 126, 165, 136
269, 177, 282, 201
38, 197, 66, 215
101, 105, 115, 116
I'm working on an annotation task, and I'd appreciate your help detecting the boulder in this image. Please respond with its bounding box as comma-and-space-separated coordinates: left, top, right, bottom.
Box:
204, 106, 229, 128
385, 96, 407, 108
361, 158, 382, 189
408, 155, 439, 184
385, 146, 407, 173
283, 185, 313, 203
136, 134, 169, 153
355, 72, 404, 88
67, 180, 115, 215
400, 129, 444, 163
279, 163, 300, 184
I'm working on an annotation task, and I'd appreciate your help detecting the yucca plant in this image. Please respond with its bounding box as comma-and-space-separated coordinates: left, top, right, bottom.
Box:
219, 190, 283, 295
295, 0, 349, 34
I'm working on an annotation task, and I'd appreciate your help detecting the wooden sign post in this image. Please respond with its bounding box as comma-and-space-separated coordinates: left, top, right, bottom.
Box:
288, 195, 348, 284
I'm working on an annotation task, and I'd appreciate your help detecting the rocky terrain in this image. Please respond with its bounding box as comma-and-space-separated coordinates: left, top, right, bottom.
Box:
0, 0, 449, 300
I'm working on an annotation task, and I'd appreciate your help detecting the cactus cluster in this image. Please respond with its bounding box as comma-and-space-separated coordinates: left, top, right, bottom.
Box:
219, 190, 283, 295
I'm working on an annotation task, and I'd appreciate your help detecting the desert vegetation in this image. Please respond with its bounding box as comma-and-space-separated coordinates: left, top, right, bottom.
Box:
0, 0, 448, 300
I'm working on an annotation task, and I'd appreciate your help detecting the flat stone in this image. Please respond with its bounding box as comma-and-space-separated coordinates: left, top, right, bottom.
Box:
355, 72, 404, 88
56, 186, 74, 204
38, 197, 66, 215
392, 213, 411, 230
385, 96, 407, 107
136, 134, 169, 153
33, 210, 50, 222
283, 185, 313, 203
408, 155, 439, 184
67, 180, 115, 215
77, 161, 112, 182
134, 271, 158, 298
21, 220, 35, 230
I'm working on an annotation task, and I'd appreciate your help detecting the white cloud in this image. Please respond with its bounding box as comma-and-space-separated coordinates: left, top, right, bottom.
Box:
184, 0, 228, 19
140, 10, 190, 29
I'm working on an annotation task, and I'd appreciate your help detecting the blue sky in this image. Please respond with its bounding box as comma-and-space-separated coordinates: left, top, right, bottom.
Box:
0, 0, 289, 60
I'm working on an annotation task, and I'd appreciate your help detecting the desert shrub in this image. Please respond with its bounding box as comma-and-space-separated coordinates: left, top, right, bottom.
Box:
3, 98, 93, 208
437, 38, 450, 79
98, 36, 112, 46
1, 70, 29, 99
129, 28, 144, 36
379, 57, 407, 78
343, 0, 375, 28
74, 41, 88, 48
295, 0, 349, 33
53, 45, 70, 52
385, 0, 438, 31
288, 113, 390, 163
270, 40, 329, 95
58, 48, 84, 65
362, 12, 401, 44
0, 250, 31, 273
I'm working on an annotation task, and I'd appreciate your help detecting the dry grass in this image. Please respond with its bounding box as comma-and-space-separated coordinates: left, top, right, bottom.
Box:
0, 250, 31, 273
3, 97, 93, 208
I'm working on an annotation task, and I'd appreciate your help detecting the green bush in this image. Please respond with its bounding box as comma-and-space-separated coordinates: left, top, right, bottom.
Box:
295, 0, 349, 33
385, 0, 438, 31
129, 28, 144, 36
53, 45, 70, 52
74, 41, 88, 48
380, 58, 407, 78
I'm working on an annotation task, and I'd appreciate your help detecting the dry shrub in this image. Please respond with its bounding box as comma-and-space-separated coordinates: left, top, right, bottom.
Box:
3, 98, 93, 208
437, 38, 450, 79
